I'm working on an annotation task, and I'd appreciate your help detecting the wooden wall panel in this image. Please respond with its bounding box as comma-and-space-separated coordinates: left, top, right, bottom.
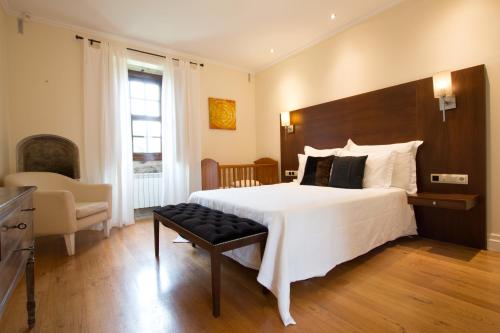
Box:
280, 65, 486, 248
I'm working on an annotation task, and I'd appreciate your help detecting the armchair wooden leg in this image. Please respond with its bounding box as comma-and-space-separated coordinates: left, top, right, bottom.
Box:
210, 252, 221, 317
103, 220, 111, 238
64, 233, 75, 256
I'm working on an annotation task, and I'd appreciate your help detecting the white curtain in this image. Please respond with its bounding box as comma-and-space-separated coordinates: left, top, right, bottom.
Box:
83, 43, 103, 184
82, 39, 135, 227
160, 60, 202, 205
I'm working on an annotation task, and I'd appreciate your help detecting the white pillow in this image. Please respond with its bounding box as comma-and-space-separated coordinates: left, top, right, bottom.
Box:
340, 150, 397, 189
304, 145, 343, 157
297, 154, 307, 183
344, 139, 423, 194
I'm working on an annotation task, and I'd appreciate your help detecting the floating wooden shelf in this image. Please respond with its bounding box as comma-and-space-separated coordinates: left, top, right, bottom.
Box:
407, 193, 479, 211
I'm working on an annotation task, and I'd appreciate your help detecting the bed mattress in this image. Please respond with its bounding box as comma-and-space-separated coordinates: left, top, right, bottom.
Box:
188, 182, 417, 325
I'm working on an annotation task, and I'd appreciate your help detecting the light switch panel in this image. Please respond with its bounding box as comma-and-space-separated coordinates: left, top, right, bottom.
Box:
431, 174, 468, 185
285, 170, 298, 177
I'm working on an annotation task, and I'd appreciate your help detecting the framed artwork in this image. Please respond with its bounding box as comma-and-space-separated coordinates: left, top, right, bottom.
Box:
209, 97, 236, 130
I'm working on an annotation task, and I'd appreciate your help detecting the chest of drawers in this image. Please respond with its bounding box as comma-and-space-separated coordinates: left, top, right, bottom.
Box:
0, 186, 36, 329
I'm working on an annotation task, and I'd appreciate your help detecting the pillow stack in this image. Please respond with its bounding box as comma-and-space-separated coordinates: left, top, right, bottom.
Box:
297, 139, 423, 193
343, 139, 423, 194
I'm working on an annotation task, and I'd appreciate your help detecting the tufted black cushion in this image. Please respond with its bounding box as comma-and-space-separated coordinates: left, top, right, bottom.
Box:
154, 203, 268, 245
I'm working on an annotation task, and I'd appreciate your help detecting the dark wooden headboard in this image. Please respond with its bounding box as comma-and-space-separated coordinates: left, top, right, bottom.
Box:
280, 65, 486, 249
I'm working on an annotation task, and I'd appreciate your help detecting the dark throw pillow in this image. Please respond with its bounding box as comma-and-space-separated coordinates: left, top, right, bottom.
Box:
328, 155, 368, 189
300, 155, 335, 186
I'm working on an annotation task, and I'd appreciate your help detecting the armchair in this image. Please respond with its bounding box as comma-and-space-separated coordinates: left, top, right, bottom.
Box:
4, 172, 112, 256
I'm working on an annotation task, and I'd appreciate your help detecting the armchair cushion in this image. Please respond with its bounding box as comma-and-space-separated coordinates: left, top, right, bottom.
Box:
75, 201, 109, 219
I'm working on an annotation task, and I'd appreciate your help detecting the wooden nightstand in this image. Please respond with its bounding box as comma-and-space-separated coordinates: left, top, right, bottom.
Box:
407, 193, 479, 211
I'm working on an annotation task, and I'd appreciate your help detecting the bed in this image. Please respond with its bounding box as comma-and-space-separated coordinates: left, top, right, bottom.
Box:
189, 182, 417, 325
186, 66, 485, 326
201, 157, 279, 190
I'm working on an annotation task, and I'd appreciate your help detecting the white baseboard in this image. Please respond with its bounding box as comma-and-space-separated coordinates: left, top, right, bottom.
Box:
487, 233, 500, 252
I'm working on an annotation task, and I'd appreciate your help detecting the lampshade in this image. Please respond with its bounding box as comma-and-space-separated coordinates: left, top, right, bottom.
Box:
280, 112, 290, 127
433, 71, 453, 98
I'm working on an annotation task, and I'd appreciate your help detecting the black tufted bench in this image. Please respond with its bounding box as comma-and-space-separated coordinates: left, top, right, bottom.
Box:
153, 203, 268, 317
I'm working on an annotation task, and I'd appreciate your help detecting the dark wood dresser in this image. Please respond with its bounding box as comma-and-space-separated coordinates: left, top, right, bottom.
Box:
0, 186, 36, 328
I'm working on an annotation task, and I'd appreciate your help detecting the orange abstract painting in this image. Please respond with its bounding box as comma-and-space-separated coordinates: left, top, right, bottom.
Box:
209, 97, 236, 130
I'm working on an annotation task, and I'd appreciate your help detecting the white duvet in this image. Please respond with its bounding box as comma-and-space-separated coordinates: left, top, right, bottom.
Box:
188, 183, 417, 326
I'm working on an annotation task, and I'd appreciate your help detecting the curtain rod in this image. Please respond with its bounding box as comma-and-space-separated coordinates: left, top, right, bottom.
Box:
75, 35, 204, 67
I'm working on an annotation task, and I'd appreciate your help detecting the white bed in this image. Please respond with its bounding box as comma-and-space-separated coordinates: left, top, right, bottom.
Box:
188, 182, 417, 326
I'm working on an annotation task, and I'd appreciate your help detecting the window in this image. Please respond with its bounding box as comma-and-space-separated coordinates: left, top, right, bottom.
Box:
128, 70, 162, 161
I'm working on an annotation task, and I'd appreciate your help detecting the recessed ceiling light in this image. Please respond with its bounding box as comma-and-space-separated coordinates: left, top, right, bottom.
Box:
270, 48, 275, 54
330, 13, 336, 20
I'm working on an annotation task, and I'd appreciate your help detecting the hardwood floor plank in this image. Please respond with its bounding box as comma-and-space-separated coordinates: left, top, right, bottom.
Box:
2, 220, 500, 332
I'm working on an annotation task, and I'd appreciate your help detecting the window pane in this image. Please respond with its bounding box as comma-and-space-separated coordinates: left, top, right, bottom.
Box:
131, 99, 145, 116
133, 137, 146, 153
150, 121, 161, 137
149, 138, 161, 153
130, 81, 145, 99
145, 82, 160, 100
144, 100, 160, 117
132, 120, 160, 137
132, 121, 147, 136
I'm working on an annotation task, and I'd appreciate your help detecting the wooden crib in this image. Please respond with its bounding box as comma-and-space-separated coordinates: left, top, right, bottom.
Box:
201, 158, 279, 190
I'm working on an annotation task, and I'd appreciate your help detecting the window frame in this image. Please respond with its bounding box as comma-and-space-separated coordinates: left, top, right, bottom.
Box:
128, 69, 163, 162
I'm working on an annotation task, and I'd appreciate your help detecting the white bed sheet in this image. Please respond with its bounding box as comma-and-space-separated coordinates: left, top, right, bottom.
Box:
188, 183, 417, 326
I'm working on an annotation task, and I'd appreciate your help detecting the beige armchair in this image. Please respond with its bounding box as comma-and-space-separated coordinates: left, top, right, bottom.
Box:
4, 172, 112, 256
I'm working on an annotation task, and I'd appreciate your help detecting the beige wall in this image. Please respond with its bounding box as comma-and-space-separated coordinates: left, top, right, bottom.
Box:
3, 16, 257, 175
200, 65, 256, 164
6, 16, 83, 173
0, 6, 9, 184
255, 0, 500, 249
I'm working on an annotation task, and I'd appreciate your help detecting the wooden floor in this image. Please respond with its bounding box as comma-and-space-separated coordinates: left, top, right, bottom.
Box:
2, 221, 500, 333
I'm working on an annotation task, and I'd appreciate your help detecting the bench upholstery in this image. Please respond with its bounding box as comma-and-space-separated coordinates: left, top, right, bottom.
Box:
154, 203, 268, 244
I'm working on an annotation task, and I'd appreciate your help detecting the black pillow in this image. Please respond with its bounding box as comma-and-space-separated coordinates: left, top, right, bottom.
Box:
328, 155, 368, 189
300, 155, 335, 186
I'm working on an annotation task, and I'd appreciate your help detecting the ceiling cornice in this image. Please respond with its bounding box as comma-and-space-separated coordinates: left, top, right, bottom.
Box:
2, 0, 406, 73
0, 0, 254, 74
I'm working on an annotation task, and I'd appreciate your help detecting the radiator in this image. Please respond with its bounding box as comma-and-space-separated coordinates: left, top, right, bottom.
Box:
133, 172, 162, 209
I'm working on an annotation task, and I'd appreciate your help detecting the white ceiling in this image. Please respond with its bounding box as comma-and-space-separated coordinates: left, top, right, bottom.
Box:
4, 0, 401, 71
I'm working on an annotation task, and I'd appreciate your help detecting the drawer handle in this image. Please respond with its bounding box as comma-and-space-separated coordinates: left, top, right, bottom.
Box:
2, 222, 28, 231
21, 208, 36, 212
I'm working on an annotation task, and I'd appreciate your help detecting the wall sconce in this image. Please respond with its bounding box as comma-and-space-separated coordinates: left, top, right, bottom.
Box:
281, 112, 294, 133
432, 71, 456, 122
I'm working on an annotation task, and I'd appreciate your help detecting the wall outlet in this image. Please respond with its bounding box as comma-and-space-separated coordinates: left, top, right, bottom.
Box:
431, 174, 468, 185
285, 170, 298, 177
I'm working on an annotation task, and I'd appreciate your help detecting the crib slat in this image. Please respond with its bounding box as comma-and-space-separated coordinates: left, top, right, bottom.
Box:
241, 167, 248, 186
224, 168, 228, 188
235, 167, 239, 187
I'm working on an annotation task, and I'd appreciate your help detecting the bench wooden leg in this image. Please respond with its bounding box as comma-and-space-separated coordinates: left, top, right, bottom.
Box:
154, 218, 159, 259
260, 239, 270, 295
210, 252, 221, 317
